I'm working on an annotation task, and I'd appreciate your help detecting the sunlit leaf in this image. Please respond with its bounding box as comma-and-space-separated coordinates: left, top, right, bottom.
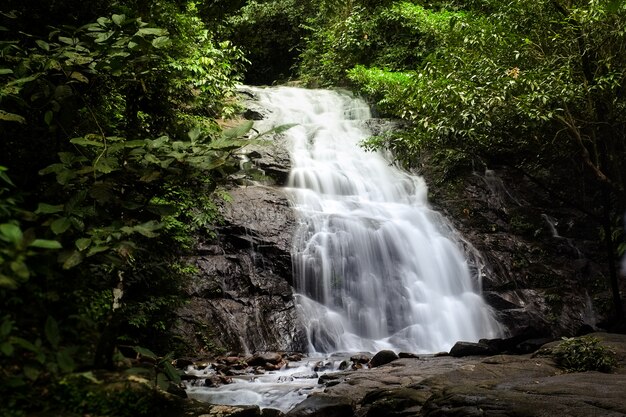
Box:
222, 120, 254, 139
75, 238, 92, 251
30, 239, 62, 249
70, 72, 89, 83
0, 223, 22, 244
112, 14, 126, 26
152, 36, 171, 49
0, 110, 26, 124
51, 217, 71, 234
137, 27, 168, 37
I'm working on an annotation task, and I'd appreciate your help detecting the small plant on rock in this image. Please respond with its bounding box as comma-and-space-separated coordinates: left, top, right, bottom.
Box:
552, 336, 617, 373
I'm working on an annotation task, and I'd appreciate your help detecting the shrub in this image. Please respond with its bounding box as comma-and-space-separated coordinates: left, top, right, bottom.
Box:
552, 336, 617, 373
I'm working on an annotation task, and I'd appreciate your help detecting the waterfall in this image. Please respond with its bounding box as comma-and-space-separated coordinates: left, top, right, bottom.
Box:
251, 86, 500, 354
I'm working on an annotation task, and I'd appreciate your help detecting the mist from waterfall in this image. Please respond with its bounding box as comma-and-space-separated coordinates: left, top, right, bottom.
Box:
251, 86, 500, 354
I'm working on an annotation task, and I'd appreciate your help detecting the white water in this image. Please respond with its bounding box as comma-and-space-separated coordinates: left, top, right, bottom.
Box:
252, 86, 500, 354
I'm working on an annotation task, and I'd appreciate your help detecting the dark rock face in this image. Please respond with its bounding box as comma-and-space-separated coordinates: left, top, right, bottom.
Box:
420, 163, 609, 338
173, 89, 308, 355
174, 184, 307, 354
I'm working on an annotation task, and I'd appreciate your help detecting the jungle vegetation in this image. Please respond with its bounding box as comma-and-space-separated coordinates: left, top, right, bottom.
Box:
1, 0, 625, 415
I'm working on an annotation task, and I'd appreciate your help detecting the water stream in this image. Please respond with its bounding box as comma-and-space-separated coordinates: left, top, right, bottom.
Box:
187, 86, 501, 412
253, 86, 500, 354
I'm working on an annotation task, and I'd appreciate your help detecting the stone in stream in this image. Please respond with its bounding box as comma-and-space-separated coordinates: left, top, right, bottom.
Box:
246, 352, 284, 367
350, 353, 371, 364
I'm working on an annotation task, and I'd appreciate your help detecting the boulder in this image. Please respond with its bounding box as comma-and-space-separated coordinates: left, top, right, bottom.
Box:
449, 341, 496, 357
370, 350, 399, 368
285, 395, 354, 417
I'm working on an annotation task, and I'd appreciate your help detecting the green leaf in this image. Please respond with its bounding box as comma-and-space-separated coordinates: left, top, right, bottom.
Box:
45, 316, 60, 349
162, 361, 181, 384
222, 120, 254, 139
0, 68, 13, 75
61, 250, 83, 269
0, 319, 12, 337
151, 36, 171, 49
10, 261, 29, 279
0, 167, 15, 186
11, 337, 37, 352
58, 36, 75, 45
0, 223, 22, 243
0, 342, 14, 356
0, 274, 17, 289
124, 220, 162, 238
56, 349, 75, 373
94, 157, 119, 174
133, 346, 157, 360
76, 371, 101, 384
36, 203, 64, 214
188, 127, 203, 142
97, 17, 111, 26
23, 364, 41, 381
75, 238, 91, 251
30, 239, 62, 249
51, 217, 72, 234
35, 40, 49, 51
137, 28, 168, 37
44, 110, 53, 126
156, 372, 169, 390
112, 14, 126, 26
0, 110, 26, 124
70, 137, 104, 147
70, 72, 89, 83
86, 245, 109, 257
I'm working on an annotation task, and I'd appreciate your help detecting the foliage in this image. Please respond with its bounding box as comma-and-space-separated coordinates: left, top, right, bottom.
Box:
552, 336, 618, 373
227, 0, 310, 84
0, 0, 250, 414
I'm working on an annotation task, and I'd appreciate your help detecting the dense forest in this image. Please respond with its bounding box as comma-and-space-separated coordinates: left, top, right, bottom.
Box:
1, 0, 625, 415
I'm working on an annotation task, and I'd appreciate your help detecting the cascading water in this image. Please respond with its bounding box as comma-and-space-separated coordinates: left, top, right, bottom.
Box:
252, 86, 500, 354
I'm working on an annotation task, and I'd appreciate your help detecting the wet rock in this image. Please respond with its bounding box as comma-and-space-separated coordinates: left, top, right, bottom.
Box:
350, 354, 371, 364
361, 387, 431, 417
261, 408, 285, 417
173, 358, 194, 369
319, 334, 626, 417
338, 360, 349, 370
313, 361, 333, 372
421, 163, 608, 338
449, 341, 496, 357
370, 350, 399, 368
247, 352, 283, 367
285, 395, 354, 417
398, 352, 420, 359
292, 371, 319, 379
